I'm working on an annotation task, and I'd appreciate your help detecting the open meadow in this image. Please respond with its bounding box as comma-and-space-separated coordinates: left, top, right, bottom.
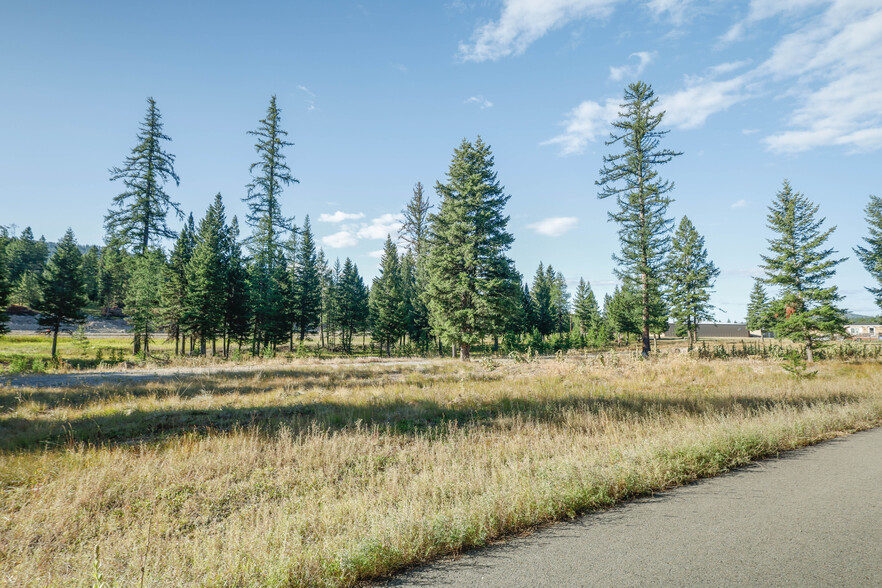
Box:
2, 353, 882, 586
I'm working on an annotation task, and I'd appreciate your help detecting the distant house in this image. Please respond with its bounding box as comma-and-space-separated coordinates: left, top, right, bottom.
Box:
663, 323, 752, 338
845, 324, 882, 341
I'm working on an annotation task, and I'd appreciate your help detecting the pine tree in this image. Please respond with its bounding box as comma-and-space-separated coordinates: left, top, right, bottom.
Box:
97, 243, 130, 313
597, 81, 681, 356
520, 282, 537, 336
666, 216, 720, 348
0, 237, 10, 336
223, 217, 252, 356
606, 282, 642, 345
80, 246, 101, 304
105, 98, 181, 255
244, 96, 297, 352
371, 236, 405, 356
6, 227, 49, 286
126, 249, 165, 355
531, 263, 555, 337
338, 258, 369, 354
573, 278, 599, 335
399, 182, 432, 257
855, 194, 882, 313
184, 195, 228, 355
291, 215, 321, 342
161, 215, 196, 355
426, 137, 519, 361
37, 229, 86, 358
746, 279, 774, 341
761, 180, 846, 361
551, 270, 571, 335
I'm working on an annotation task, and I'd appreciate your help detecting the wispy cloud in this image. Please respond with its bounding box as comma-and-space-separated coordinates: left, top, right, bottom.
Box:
541, 98, 620, 155
609, 51, 655, 81
730, 199, 748, 209
742, 128, 760, 135
527, 216, 579, 236
367, 249, 384, 259
356, 213, 404, 240
318, 211, 365, 223
393, 63, 408, 73
297, 85, 316, 98
464, 95, 494, 109
298, 84, 317, 112
322, 230, 358, 248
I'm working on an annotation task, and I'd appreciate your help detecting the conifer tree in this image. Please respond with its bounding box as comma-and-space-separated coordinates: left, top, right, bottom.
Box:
573, 278, 599, 335
5, 227, 49, 286
0, 238, 10, 336
855, 194, 882, 313
338, 258, 369, 353
371, 236, 405, 356
520, 282, 537, 336
291, 215, 321, 342
126, 249, 165, 355
37, 229, 86, 358
161, 214, 196, 355
746, 278, 774, 341
597, 81, 681, 356
80, 247, 101, 304
551, 270, 571, 335
607, 282, 642, 345
530, 263, 555, 337
223, 217, 252, 355
105, 98, 181, 255
97, 243, 130, 313
399, 250, 432, 351
184, 195, 228, 355
426, 137, 519, 360
399, 182, 432, 257
244, 96, 297, 352
760, 180, 846, 361
666, 216, 720, 348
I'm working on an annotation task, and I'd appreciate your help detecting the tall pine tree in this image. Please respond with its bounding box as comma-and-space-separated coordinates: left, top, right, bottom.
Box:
338, 258, 370, 354
105, 98, 182, 255
161, 214, 196, 355
760, 180, 845, 361
291, 215, 321, 342
184, 195, 228, 355
223, 217, 252, 356
573, 278, 599, 335
666, 216, 720, 348
855, 194, 882, 313
597, 81, 681, 356
38, 229, 86, 358
370, 236, 405, 356
746, 278, 774, 341
126, 249, 165, 355
426, 137, 519, 360
244, 96, 297, 352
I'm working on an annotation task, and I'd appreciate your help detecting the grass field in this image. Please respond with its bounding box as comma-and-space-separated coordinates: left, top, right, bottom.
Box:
2, 354, 881, 586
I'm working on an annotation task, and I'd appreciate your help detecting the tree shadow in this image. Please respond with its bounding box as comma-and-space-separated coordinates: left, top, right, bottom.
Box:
0, 388, 859, 452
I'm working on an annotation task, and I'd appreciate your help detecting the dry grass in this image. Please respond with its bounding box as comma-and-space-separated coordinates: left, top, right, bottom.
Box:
1, 355, 881, 586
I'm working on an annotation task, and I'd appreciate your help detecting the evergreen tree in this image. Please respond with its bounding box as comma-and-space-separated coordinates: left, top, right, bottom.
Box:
597, 81, 681, 356
520, 282, 537, 336
12, 272, 42, 308
0, 238, 10, 335
426, 137, 519, 361
97, 243, 130, 313
291, 215, 321, 342
371, 236, 405, 356
244, 96, 297, 352
551, 270, 571, 335
573, 278, 599, 335
161, 215, 196, 355
399, 181, 432, 257
746, 278, 774, 341
530, 262, 555, 337
855, 194, 882, 313
666, 216, 720, 348
6, 227, 49, 286
80, 246, 101, 304
37, 229, 86, 358
105, 98, 182, 255
223, 217, 252, 355
125, 249, 165, 355
184, 195, 228, 355
399, 250, 431, 349
338, 258, 369, 353
606, 282, 642, 344
760, 180, 846, 361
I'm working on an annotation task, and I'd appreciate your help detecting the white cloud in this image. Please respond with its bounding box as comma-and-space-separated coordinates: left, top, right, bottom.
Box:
297, 85, 316, 98
527, 216, 579, 236
322, 230, 358, 248
367, 250, 384, 259
645, 0, 693, 25
730, 199, 748, 209
458, 0, 619, 62
318, 211, 365, 223
465, 95, 494, 109
541, 98, 620, 155
661, 74, 751, 129
741, 128, 760, 135
356, 213, 404, 240
608, 51, 655, 82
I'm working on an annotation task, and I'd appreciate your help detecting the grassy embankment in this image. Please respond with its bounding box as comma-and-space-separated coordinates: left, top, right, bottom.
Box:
1, 355, 881, 586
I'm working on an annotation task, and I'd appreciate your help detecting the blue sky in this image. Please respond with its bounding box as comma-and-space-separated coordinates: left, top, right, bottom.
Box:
2, 0, 881, 319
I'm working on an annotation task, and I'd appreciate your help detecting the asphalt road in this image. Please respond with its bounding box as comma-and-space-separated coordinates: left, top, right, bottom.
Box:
386, 427, 882, 587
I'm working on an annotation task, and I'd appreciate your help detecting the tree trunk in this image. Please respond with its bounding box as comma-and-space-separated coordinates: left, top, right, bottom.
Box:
460, 342, 471, 361
51, 326, 59, 359
806, 337, 814, 362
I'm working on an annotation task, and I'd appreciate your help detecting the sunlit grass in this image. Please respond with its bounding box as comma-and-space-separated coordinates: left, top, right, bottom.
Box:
1, 356, 880, 586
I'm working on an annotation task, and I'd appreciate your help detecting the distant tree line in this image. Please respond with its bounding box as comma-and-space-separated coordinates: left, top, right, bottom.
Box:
1, 82, 879, 361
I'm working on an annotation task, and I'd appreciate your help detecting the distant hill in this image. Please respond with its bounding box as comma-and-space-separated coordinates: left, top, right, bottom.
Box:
845, 313, 881, 324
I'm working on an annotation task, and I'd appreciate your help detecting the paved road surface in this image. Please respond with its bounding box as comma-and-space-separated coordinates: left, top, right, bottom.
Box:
387, 427, 882, 587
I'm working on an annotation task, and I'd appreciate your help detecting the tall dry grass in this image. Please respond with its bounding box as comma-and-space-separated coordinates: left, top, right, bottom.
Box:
1, 355, 880, 586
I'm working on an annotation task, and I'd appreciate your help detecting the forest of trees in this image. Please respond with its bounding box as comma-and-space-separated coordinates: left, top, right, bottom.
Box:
1, 83, 878, 361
